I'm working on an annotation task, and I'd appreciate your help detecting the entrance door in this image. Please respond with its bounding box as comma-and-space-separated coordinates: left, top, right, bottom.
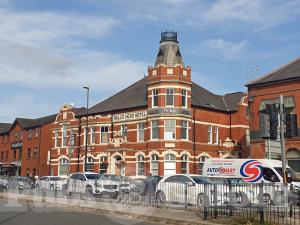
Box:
164, 154, 176, 175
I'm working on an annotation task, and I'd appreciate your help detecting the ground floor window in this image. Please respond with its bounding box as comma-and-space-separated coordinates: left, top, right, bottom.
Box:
164, 153, 176, 175
199, 156, 209, 175
99, 156, 108, 174
85, 157, 94, 172
150, 154, 159, 176
59, 158, 69, 176
181, 154, 188, 174
136, 155, 145, 176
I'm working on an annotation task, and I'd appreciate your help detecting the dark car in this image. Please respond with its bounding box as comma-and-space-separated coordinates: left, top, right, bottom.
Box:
7, 176, 32, 192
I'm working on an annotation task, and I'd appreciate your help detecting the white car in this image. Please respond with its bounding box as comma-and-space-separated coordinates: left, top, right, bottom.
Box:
36, 176, 65, 191
155, 174, 253, 207
66, 172, 119, 198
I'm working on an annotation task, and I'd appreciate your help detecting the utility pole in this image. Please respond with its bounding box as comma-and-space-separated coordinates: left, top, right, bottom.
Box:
279, 95, 287, 183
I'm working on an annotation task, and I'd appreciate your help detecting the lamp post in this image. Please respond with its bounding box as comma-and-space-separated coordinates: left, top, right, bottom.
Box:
83, 86, 90, 172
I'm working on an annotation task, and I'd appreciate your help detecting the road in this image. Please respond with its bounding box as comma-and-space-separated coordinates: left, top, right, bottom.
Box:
0, 199, 160, 225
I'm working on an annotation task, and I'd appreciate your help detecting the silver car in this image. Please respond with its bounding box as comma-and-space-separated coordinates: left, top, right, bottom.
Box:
36, 176, 65, 191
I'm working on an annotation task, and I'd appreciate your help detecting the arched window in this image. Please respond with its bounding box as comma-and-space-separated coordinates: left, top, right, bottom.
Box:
85, 156, 94, 172
59, 158, 69, 176
287, 149, 300, 173
99, 156, 108, 174
136, 155, 145, 176
164, 153, 176, 175
199, 156, 209, 175
181, 154, 188, 174
150, 154, 159, 176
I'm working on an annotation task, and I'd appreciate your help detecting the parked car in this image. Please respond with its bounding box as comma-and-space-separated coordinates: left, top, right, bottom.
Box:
156, 174, 218, 206
0, 176, 8, 189
66, 172, 119, 198
35, 176, 65, 191
7, 176, 32, 191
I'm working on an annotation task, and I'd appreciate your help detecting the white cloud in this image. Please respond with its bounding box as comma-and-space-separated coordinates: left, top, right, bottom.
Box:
198, 38, 248, 60
203, 0, 300, 30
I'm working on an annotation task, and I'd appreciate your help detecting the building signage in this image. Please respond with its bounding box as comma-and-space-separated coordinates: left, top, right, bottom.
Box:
148, 108, 191, 116
113, 111, 147, 122
11, 142, 23, 149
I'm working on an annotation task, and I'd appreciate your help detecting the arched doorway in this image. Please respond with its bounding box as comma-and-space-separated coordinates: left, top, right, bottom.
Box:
110, 154, 125, 176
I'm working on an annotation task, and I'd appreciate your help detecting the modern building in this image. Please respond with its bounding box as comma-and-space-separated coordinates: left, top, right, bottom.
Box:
50, 31, 249, 177
246, 57, 300, 178
0, 115, 56, 177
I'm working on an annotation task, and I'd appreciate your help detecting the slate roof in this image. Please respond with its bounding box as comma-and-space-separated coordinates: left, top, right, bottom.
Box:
247, 57, 300, 87
80, 77, 244, 116
8, 114, 57, 132
0, 123, 12, 134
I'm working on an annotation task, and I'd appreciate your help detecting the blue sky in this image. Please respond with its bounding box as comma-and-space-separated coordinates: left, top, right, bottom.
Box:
0, 0, 300, 122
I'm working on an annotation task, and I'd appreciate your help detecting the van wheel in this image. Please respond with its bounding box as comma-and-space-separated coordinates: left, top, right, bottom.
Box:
156, 191, 166, 204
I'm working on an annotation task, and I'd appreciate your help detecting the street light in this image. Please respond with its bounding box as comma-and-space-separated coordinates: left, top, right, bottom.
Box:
83, 86, 90, 172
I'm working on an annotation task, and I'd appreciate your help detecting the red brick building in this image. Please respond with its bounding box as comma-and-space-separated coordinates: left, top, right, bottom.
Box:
50, 32, 249, 177
246, 57, 300, 178
0, 115, 56, 177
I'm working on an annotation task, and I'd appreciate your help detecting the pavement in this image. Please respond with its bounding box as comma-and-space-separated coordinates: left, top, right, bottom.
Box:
0, 192, 224, 225
0, 198, 164, 225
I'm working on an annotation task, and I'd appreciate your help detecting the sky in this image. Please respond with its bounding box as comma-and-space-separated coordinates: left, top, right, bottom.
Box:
0, 0, 300, 123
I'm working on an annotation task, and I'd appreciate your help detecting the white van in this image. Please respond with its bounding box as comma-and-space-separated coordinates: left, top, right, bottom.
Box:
202, 159, 298, 185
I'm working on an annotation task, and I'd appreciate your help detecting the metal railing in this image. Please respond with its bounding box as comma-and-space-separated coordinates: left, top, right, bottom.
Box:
1, 181, 300, 225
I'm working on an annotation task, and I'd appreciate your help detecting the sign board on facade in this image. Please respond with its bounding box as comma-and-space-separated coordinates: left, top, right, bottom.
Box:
11, 142, 23, 149
148, 108, 191, 116
113, 111, 147, 122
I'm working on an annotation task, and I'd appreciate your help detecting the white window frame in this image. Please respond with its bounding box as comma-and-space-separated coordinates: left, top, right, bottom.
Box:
152, 89, 158, 107
199, 156, 209, 175
182, 90, 187, 108
181, 154, 189, 174
136, 155, 145, 176
54, 131, 59, 148
83, 127, 89, 146
208, 125, 212, 144
164, 120, 176, 140
90, 127, 96, 144
151, 120, 159, 140
100, 126, 109, 143
150, 154, 159, 176
213, 126, 218, 145
58, 158, 69, 176
181, 120, 188, 140
164, 154, 176, 175
69, 130, 75, 146
62, 125, 67, 147
165, 88, 174, 107
137, 123, 145, 142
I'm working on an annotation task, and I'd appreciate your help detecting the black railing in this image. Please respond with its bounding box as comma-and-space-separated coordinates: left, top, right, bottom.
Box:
2, 180, 300, 225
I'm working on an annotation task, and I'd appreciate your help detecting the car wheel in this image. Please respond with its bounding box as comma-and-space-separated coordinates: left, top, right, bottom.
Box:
263, 193, 271, 204
197, 193, 204, 206
85, 186, 94, 199
49, 184, 54, 191
156, 191, 166, 204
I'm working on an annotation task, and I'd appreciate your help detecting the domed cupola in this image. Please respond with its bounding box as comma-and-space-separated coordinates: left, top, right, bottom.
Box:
154, 31, 184, 67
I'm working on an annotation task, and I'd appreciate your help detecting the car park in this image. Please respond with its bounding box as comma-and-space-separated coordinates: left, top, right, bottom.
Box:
35, 176, 65, 191
66, 172, 119, 198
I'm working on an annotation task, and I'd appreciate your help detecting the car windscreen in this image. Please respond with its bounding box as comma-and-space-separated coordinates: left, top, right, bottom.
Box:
192, 176, 213, 184
49, 177, 63, 181
85, 174, 99, 180
274, 167, 293, 180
